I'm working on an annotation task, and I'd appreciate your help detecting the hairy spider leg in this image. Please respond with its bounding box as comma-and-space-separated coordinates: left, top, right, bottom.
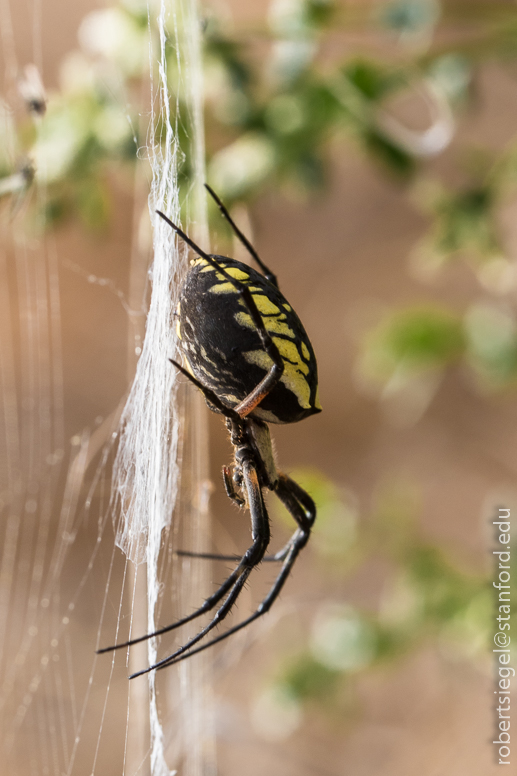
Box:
176, 472, 314, 564
153, 476, 316, 670
175, 550, 283, 563
156, 209, 285, 419
223, 464, 246, 506
129, 461, 271, 678
204, 183, 278, 287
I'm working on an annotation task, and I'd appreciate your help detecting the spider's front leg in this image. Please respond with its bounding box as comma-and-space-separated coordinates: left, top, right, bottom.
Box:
222, 419, 247, 506
222, 465, 246, 507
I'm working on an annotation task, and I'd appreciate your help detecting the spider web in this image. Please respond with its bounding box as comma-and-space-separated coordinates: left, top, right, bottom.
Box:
0, 0, 216, 774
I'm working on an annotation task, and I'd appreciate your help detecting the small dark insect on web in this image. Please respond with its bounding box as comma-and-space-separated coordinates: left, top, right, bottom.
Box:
98, 185, 321, 676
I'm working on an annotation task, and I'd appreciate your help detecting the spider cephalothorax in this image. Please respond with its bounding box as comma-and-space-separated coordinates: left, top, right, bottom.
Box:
99, 185, 321, 675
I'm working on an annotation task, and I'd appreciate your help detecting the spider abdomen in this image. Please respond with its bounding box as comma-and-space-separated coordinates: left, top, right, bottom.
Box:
178, 256, 321, 424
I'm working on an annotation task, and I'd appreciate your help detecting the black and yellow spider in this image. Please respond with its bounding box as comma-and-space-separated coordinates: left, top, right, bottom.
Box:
100, 185, 321, 676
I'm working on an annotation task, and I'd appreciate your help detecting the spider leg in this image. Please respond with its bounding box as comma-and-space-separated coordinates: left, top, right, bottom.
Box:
176, 550, 283, 563
97, 559, 248, 654
275, 472, 316, 535
169, 359, 240, 421
156, 533, 305, 670
175, 472, 315, 565
175, 472, 316, 565
97, 438, 270, 656
175, 462, 280, 563
128, 464, 271, 678
232, 362, 282, 419
153, 474, 316, 670
252, 472, 316, 561
129, 562, 257, 678
223, 465, 246, 506
204, 183, 278, 287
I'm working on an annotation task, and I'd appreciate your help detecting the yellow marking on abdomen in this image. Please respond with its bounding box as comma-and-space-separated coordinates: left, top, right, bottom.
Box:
222, 393, 239, 404
192, 258, 218, 272
273, 337, 309, 375
243, 349, 312, 409
183, 356, 195, 376
209, 282, 240, 294
225, 266, 249, 281
199, 344, 220, 368
198, 261, 249, 282
234, 311, 295, 338
250, 294, 281, 316
314, 386, 322, 410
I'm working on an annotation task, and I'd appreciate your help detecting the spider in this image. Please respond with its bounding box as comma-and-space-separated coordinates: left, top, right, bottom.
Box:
99, 185, 321, 676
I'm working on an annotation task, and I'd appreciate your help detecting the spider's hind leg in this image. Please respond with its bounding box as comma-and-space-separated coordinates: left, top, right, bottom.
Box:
149, 473, 317, 670
155, 490, 314, 669
275, 472, 316, 535
255, 472, 316, 563
128, 461, 272, 678
98, 462, 272, 672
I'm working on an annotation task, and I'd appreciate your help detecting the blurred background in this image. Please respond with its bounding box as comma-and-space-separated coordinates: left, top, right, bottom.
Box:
1, 0, 516, 774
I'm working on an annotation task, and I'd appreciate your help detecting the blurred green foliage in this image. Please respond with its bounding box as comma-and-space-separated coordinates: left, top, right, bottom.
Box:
358, 305, 465, 382
358, 301, 517, 394
0, 0, 489, 221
